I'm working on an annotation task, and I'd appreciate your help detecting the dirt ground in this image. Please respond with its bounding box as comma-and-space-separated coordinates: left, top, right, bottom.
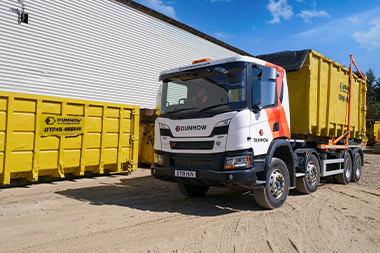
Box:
1, 149, 380, 253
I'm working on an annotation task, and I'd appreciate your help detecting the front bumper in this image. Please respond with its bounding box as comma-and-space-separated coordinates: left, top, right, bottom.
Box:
151, 165, 259, 190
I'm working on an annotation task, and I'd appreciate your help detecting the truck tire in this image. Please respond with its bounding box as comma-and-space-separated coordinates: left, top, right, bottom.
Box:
296, 154, 320, 194
253, 158, 289, 209
335, 151, 352, 185
177, 183, 209, 197
350, 152, 362, 182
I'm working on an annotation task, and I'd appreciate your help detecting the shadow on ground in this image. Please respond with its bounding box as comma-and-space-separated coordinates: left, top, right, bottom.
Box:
363, 146, 374, 154
56, 174, 304, 216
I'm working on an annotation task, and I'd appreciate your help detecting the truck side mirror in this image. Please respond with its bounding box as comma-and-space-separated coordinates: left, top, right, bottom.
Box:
261, 81, 276, 107
262, 67, 278, 81
260, 67, 277, 108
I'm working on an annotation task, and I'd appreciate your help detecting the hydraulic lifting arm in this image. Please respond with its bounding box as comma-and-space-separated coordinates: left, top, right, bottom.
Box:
345, 54, 365, 145
319, 54, 365, 151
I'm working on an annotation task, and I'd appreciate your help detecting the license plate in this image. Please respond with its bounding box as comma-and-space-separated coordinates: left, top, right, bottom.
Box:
175, 170, 196, 178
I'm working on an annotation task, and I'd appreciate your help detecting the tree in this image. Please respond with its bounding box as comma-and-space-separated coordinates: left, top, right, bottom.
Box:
365, 68, 380, 120
366, 68, 377, 105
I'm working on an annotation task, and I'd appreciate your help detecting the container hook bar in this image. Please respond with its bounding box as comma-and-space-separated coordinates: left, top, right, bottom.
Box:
345, 54, 365, 145
350, 54, 365, 80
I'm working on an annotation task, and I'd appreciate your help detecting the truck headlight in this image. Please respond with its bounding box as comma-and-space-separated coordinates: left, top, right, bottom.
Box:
224, 155, 250, 169
154, 153, 163, 165
215, 119, 230, 128
159, 123, 170, 129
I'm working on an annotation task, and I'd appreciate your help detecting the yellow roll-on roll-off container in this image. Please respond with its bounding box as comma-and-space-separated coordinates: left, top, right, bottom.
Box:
0, 91, 139, 185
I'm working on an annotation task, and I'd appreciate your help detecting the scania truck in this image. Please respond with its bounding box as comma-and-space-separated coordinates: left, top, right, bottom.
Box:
151, 50, 365, 209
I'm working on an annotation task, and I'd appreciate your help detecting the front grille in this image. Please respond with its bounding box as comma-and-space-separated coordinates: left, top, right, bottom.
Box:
174, 159, 211, 169
171, 153, 223, 170
170, 141, 214, 150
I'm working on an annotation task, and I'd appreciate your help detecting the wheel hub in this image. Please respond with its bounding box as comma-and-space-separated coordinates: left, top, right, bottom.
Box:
306, 163, 318, 185
270, 169, 285, 198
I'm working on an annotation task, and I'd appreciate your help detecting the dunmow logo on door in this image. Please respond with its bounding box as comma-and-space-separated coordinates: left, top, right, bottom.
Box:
175, 125, 207, 132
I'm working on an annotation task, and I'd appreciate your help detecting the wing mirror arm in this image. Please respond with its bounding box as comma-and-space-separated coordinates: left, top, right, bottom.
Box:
252, 104, 261, 113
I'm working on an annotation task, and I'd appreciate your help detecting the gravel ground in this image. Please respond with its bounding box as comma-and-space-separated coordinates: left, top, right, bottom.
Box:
0, 148, 379, 253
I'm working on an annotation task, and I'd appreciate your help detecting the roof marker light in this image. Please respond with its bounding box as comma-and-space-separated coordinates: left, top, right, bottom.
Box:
192, 58, 211, 64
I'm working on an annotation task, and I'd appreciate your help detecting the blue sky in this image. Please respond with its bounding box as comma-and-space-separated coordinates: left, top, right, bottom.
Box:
133, 0, 380, 78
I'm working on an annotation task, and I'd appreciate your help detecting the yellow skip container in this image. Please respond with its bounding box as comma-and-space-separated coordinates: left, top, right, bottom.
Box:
0, 91, 139, 185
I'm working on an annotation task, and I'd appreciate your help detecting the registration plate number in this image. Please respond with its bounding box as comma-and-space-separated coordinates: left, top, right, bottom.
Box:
175, 170, 196, 178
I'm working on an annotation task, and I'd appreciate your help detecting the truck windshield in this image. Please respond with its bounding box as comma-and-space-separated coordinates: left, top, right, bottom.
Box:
157, 62, 248, 119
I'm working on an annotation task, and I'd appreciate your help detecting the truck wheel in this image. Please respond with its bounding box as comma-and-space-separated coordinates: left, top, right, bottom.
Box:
335, 151, 352, 185
296, 154, 320, 194
253, 158, 289, 209
177, 183, 209, 197
350, 153, 362, 182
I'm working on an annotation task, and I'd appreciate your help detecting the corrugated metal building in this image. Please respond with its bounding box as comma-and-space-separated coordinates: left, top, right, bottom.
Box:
0, 0, 252, 109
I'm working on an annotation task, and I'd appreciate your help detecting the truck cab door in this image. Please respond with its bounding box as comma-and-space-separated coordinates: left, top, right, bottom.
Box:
250, 66, 289, 156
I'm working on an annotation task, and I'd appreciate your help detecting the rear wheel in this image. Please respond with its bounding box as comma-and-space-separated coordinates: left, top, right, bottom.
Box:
177, 183, 209, 197
296, 154, 320, 194
253, 158, 289, 209
351, 152, 362, 182
336, 151, 352, 184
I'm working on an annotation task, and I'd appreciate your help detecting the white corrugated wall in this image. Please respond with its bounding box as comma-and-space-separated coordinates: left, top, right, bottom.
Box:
0, 0, 241, 108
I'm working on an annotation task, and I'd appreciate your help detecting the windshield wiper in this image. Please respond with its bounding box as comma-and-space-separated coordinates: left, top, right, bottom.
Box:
198, 103, 232, 113
165, 107, 198, 115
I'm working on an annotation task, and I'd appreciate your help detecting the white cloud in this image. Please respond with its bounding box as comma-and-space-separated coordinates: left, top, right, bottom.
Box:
210, 0, 231, 2
141, 0, 178, 19
286, 16, 350, 44
297, 9, 329, 23
214, 32, 231, 40
266, 0, 294, 24
349, 17, 359, 24
283, 8, 379, 53
352, 17, 380, 50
